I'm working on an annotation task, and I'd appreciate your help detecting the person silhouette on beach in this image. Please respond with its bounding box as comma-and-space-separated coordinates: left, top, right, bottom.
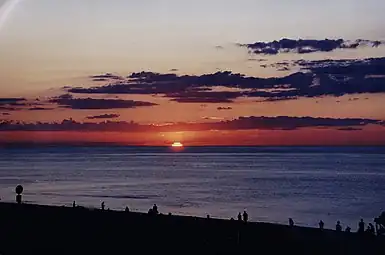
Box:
336, 221, 342, 232
101, 201, 105, 211
237, 213, 242, 221
358, 219, 365, 233
73, 201, 76, 208
345, 226, 351, 233
125, 206, 129, 212
15, 185, 23, 204
289, 218, 294, 227
242, 211, 248, 223
152, 204, 158, 215
319, 220, 324, 230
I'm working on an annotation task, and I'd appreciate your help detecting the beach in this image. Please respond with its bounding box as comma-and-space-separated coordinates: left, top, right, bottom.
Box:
0, 201, 383, 255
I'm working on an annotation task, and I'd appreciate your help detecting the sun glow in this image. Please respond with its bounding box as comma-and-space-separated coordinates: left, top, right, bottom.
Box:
171, 142, 183, 147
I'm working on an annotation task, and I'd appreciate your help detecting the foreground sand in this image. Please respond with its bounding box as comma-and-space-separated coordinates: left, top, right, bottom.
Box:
0, 202, 383, 255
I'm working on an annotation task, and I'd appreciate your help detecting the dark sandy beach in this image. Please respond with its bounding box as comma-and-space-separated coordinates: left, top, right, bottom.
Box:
0, 202, 383, 255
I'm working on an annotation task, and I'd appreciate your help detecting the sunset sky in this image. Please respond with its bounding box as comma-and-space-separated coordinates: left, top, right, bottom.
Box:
0, 0, 385, 145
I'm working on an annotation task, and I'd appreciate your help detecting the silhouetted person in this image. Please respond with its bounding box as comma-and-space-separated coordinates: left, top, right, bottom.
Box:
73, 201, 76, 208
345, 226, 351, 233
289, 218, 294, 227
336, 221, 342, 232
319, 220, 324, 230
15, 185, 23, 204
237, 213, 242, 221
148, 208, 153, 215
242, 211, 248, 223
125, 206, 129, 212
207, 215, 210, 219
230, 217, 234, 221
152, 204, 158, 215
168, 212, 172, 216
101, 201, 105, 211
16, 194, 21, 204
358, 219, 365, 234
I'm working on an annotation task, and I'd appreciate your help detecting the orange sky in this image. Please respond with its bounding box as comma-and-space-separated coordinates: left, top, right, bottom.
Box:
1, 1, 385, 145
1, 126, 385, 146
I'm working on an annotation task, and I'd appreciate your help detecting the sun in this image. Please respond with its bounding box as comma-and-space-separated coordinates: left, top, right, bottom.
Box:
171, 142, 184, 148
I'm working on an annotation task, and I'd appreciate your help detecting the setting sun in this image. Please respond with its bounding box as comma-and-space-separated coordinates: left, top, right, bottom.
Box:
171, 142, 183, 147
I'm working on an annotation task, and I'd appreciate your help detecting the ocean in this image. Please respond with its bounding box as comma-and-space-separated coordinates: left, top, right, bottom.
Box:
0, 146, 384, 229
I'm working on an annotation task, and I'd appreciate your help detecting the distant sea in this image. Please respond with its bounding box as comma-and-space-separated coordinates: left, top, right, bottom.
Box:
0, 146, 384, 229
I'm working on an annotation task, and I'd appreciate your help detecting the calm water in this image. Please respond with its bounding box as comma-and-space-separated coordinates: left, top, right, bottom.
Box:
0, 146, 384, 229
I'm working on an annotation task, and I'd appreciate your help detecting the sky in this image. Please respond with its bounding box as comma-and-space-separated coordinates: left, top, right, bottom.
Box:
0, 0, 385, 145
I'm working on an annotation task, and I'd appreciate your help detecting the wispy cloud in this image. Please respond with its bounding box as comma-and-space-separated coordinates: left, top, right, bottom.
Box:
90, 73, 124, 81
49, 94, 157, 110
86, 114, 120, 120
28, 107, 53, 111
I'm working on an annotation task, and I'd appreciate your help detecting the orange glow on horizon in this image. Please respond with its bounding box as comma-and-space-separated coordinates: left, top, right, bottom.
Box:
171, 142, 184, 147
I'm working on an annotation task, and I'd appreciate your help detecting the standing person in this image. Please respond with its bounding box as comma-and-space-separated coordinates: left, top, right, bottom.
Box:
242, 211, 248, 223
358, 219, 365, 234
237, 213, 242, 221
289, 218, 294, 227
319, 220, 324, 230
101, 201, 105, 210
336, 221, 342, 232
152, 204, 158, 215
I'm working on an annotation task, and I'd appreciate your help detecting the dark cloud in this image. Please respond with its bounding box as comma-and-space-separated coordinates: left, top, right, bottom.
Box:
0, 116, 380, 132
215, 45, 224, 50
269, 61, 293, 71
337, 127, 363, 131
2, 113, 10, 116
67, 57, 385, 102
256, 96, 299, 102
49, 94, 157, 110
28, 107, 54, 111
90, 73, 123, 80
86, 114, 120, 120
169, 69, 179, 72
0, 98, 26, 105
239, 38, 382, 55
168, 91, 242, 103
217, 107, 232, 110
297, 57, 385, 77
